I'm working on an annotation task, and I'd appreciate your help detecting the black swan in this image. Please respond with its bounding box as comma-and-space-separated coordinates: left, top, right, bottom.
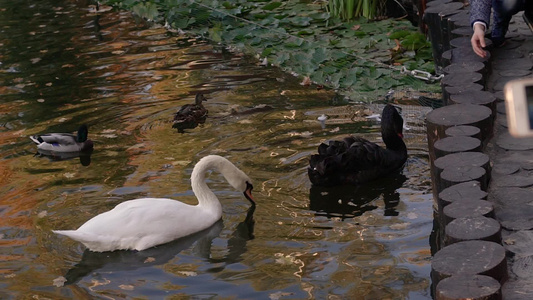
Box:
172, 93, 208, 133
308, 104, 407, 186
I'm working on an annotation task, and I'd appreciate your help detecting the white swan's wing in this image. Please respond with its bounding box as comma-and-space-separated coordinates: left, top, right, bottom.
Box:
53, 230, 121, 252
56, 198, 218, 252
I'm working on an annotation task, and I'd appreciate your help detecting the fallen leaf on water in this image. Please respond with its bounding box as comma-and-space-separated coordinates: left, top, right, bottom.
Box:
45, 82, 52, 87
270, 291, 294, 300
63, 172, 75, 179
89, 278, 111, 290
171, 161, 190, 167
390, 222, 410, 230
119, 284, 134, 291
392, 39, 402, 52
300, 76, 312, 86
177, 271, 197, 277
406, 212, 418, 219
144, 257, 155, 263
127, 143, 145, 151
53, 276, 67, 287
37, 211, 47, 218
30, 58, 41, 64
351, 24, 361, 30
37, 99, 45, 103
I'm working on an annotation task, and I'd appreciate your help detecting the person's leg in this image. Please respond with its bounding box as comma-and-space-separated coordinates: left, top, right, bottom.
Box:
491, 0, 526, 45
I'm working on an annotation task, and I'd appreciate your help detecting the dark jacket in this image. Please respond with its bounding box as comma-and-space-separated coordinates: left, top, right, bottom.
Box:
470, 0, 492, 27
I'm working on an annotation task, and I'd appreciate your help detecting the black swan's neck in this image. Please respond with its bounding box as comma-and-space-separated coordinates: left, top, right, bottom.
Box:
382, 131, 406, 151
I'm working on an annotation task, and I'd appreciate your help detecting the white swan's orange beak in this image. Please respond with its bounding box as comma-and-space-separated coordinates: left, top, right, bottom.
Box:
244, 182, 254, 204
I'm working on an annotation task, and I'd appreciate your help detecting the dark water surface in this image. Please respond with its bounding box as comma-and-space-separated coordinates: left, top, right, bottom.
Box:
0, 0, 433, 298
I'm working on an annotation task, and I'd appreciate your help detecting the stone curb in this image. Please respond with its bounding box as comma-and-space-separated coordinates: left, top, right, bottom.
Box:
425, 0, 533, 299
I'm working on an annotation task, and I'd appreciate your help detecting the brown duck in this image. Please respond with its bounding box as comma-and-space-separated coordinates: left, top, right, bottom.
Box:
172, 94, 208, 133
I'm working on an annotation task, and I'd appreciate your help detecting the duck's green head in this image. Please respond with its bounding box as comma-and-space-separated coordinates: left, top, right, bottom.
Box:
76, 124, 89, 143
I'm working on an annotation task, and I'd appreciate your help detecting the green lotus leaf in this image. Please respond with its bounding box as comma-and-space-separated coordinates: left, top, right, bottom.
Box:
262, 2, 282, 10
262, 47, 274, 57
270, 52, 288, 65
297, 29, 315, 36
389, 30, 411, 39
311, 48, 328, 64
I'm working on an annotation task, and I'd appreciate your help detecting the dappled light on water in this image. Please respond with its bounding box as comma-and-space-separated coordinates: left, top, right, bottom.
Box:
0, 1, 432, 298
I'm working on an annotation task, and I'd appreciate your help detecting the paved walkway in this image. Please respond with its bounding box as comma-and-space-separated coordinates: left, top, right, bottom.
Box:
484, 11, 533, 298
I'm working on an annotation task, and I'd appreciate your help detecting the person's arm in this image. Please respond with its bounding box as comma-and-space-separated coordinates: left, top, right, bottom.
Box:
471, 22, 487, 58
469, 0, 492, 58
469, 0, 491, 26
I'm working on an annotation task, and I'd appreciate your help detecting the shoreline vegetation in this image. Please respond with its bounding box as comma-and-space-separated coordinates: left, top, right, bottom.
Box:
101, 0, 440, 102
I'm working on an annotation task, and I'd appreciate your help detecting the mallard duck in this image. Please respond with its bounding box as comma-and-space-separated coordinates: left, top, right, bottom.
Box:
308, 104, 408, 186
30, 124, 93, 153
53, 155, 254, 252
173, 93, 208, 133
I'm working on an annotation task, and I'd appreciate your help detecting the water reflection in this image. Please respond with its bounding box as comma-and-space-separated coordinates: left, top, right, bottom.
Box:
63, 220, 224, 285
309, 174, 407, 219
208, 204, 255, 268
34, 148, 93, 166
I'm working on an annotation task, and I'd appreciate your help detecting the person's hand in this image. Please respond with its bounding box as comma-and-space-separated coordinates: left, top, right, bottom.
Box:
471, 23, 487, 58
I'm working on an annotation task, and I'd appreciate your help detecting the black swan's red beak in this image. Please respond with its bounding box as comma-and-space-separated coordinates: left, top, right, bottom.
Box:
244, 181, 255, 205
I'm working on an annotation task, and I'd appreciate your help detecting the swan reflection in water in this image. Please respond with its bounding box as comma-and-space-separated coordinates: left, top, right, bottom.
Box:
309, 174, 407, 220
34, 148, 93, 166
63, 205, 255, 285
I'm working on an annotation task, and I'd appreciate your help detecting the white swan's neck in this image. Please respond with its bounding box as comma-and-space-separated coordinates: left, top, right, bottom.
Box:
190, 155, 238, 218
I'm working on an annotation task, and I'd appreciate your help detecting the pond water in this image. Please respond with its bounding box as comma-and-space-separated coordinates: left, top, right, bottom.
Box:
0, 0, 434, 299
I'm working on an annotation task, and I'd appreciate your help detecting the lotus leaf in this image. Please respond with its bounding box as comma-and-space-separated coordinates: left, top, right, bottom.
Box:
103, 0, 439, 103
262, 2, 282, 11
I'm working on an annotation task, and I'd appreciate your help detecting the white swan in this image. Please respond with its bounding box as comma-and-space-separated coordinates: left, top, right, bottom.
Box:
53, 155, 254, 252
